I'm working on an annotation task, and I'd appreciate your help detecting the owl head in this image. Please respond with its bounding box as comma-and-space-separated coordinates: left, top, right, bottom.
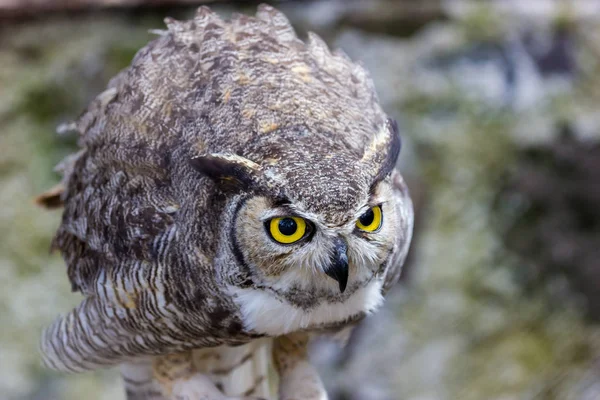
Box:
190, 118, 410, 335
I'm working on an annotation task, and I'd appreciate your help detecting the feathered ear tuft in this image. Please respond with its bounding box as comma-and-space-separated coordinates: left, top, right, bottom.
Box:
35, 183, 65, 209
362, 118, 402, 183
190, 153, 262, 191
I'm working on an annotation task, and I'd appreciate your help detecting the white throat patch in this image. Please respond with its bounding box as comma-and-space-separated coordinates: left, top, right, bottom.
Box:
228, 278, 384, 336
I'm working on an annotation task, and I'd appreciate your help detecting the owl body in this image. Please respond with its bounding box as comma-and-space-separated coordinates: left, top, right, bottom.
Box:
39, 5, 413, 398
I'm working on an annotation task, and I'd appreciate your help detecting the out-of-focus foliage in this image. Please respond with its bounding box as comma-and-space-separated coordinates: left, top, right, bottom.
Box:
0, 1, 599, 400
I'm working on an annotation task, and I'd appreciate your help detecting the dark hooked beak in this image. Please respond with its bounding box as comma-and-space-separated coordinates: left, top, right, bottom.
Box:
324, 237, 349, 293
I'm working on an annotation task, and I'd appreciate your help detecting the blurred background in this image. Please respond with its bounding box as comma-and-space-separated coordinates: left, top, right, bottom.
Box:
1, 0, 599, 399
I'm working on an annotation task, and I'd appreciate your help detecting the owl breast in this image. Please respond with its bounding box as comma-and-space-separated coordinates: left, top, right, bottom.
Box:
191, 339, 272, 398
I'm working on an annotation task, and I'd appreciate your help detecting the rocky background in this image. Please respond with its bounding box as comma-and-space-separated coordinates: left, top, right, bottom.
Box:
1, 1, 599, 399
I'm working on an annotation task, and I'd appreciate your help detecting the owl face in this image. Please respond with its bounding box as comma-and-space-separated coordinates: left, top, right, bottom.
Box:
234, 178, 398, 296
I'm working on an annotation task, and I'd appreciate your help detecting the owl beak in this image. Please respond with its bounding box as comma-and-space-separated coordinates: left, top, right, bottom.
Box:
324, 237, 349, 293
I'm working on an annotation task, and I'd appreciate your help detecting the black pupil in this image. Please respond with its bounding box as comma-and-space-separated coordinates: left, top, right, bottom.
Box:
359, 209, 375, 226
279, 218, 297, 236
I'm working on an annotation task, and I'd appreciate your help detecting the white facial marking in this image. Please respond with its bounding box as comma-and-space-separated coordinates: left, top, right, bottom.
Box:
228, 278, 384, 336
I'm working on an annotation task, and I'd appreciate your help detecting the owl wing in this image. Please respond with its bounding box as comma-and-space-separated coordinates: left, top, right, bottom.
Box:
40, 71, 248, 374
382, 170, 414, 294
40, 149, 249, 373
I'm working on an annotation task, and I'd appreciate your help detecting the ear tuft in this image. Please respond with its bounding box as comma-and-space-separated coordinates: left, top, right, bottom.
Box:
190, 153, 262, 191
363, 118, 402, 183
35, 183, 65, 209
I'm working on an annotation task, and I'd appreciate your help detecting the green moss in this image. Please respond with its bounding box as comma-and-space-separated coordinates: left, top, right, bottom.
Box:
17, 82, 79, 124
458, 5, 504, 43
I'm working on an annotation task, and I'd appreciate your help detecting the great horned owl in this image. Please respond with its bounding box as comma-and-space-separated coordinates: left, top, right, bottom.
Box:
38, 5, 413, 400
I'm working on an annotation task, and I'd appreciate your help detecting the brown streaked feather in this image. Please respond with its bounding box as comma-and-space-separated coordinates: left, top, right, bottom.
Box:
192, 340, 271, 399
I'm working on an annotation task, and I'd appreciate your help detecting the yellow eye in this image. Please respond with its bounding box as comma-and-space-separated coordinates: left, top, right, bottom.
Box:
268, 216, 307, 244
356, 206, 383, 232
